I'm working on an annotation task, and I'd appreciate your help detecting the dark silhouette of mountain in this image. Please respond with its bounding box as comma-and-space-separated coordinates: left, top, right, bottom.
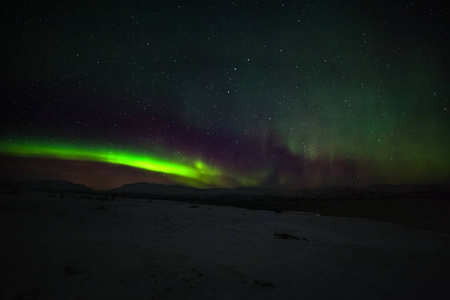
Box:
106, 182, 450, 200
1, 180, 448, 233
105, 182, 299, 198
0, 180, 95, 193
105, 182, 200, 196
2, 179, 448, 200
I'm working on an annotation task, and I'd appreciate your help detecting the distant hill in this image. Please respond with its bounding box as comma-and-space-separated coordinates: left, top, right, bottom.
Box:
106, 182, 201, 196
106, 182, 450, 200
1, 180, 448, 200
0, 180, 95, 193
106, 182, 296, 197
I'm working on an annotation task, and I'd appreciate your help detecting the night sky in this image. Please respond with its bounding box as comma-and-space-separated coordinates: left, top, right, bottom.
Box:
1, 1, 449, 190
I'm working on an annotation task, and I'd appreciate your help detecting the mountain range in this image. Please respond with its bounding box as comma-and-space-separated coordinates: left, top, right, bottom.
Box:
2, 180, 449, 200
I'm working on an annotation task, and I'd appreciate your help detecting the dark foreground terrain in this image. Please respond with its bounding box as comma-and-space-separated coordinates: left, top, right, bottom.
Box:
2, 180, 449, 235
192, 197, 450, 235
1, 191, 449, 299
104, 182, 450, 235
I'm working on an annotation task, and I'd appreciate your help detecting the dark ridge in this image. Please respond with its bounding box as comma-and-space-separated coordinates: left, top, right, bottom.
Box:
0, 180, 95, 193
0, 180, 448, 234
104, 182, 450, 200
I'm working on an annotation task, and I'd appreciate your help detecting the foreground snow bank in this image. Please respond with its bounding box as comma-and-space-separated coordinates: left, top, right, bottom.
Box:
1, 193, 449, 299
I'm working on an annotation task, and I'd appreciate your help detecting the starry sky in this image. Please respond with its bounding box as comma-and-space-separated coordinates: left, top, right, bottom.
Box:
1, 0, 449, 190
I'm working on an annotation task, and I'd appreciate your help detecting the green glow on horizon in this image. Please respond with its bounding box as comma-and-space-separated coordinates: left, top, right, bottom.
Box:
0, 139, 251, 188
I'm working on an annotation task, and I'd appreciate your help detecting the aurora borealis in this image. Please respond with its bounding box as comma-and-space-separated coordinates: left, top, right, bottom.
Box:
0, 1, 449, 190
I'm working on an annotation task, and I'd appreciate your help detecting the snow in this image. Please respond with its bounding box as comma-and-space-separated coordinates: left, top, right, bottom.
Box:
1, 192, 449, 299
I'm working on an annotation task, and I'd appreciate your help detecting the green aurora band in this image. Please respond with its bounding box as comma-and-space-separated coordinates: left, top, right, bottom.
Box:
0, 139, 264, 188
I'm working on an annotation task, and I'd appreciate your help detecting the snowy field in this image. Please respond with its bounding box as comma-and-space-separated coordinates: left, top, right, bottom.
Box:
1, 192, 449, 299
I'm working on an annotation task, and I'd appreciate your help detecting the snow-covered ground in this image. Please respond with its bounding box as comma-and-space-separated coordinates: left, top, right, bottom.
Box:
1, 192, 449, 299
